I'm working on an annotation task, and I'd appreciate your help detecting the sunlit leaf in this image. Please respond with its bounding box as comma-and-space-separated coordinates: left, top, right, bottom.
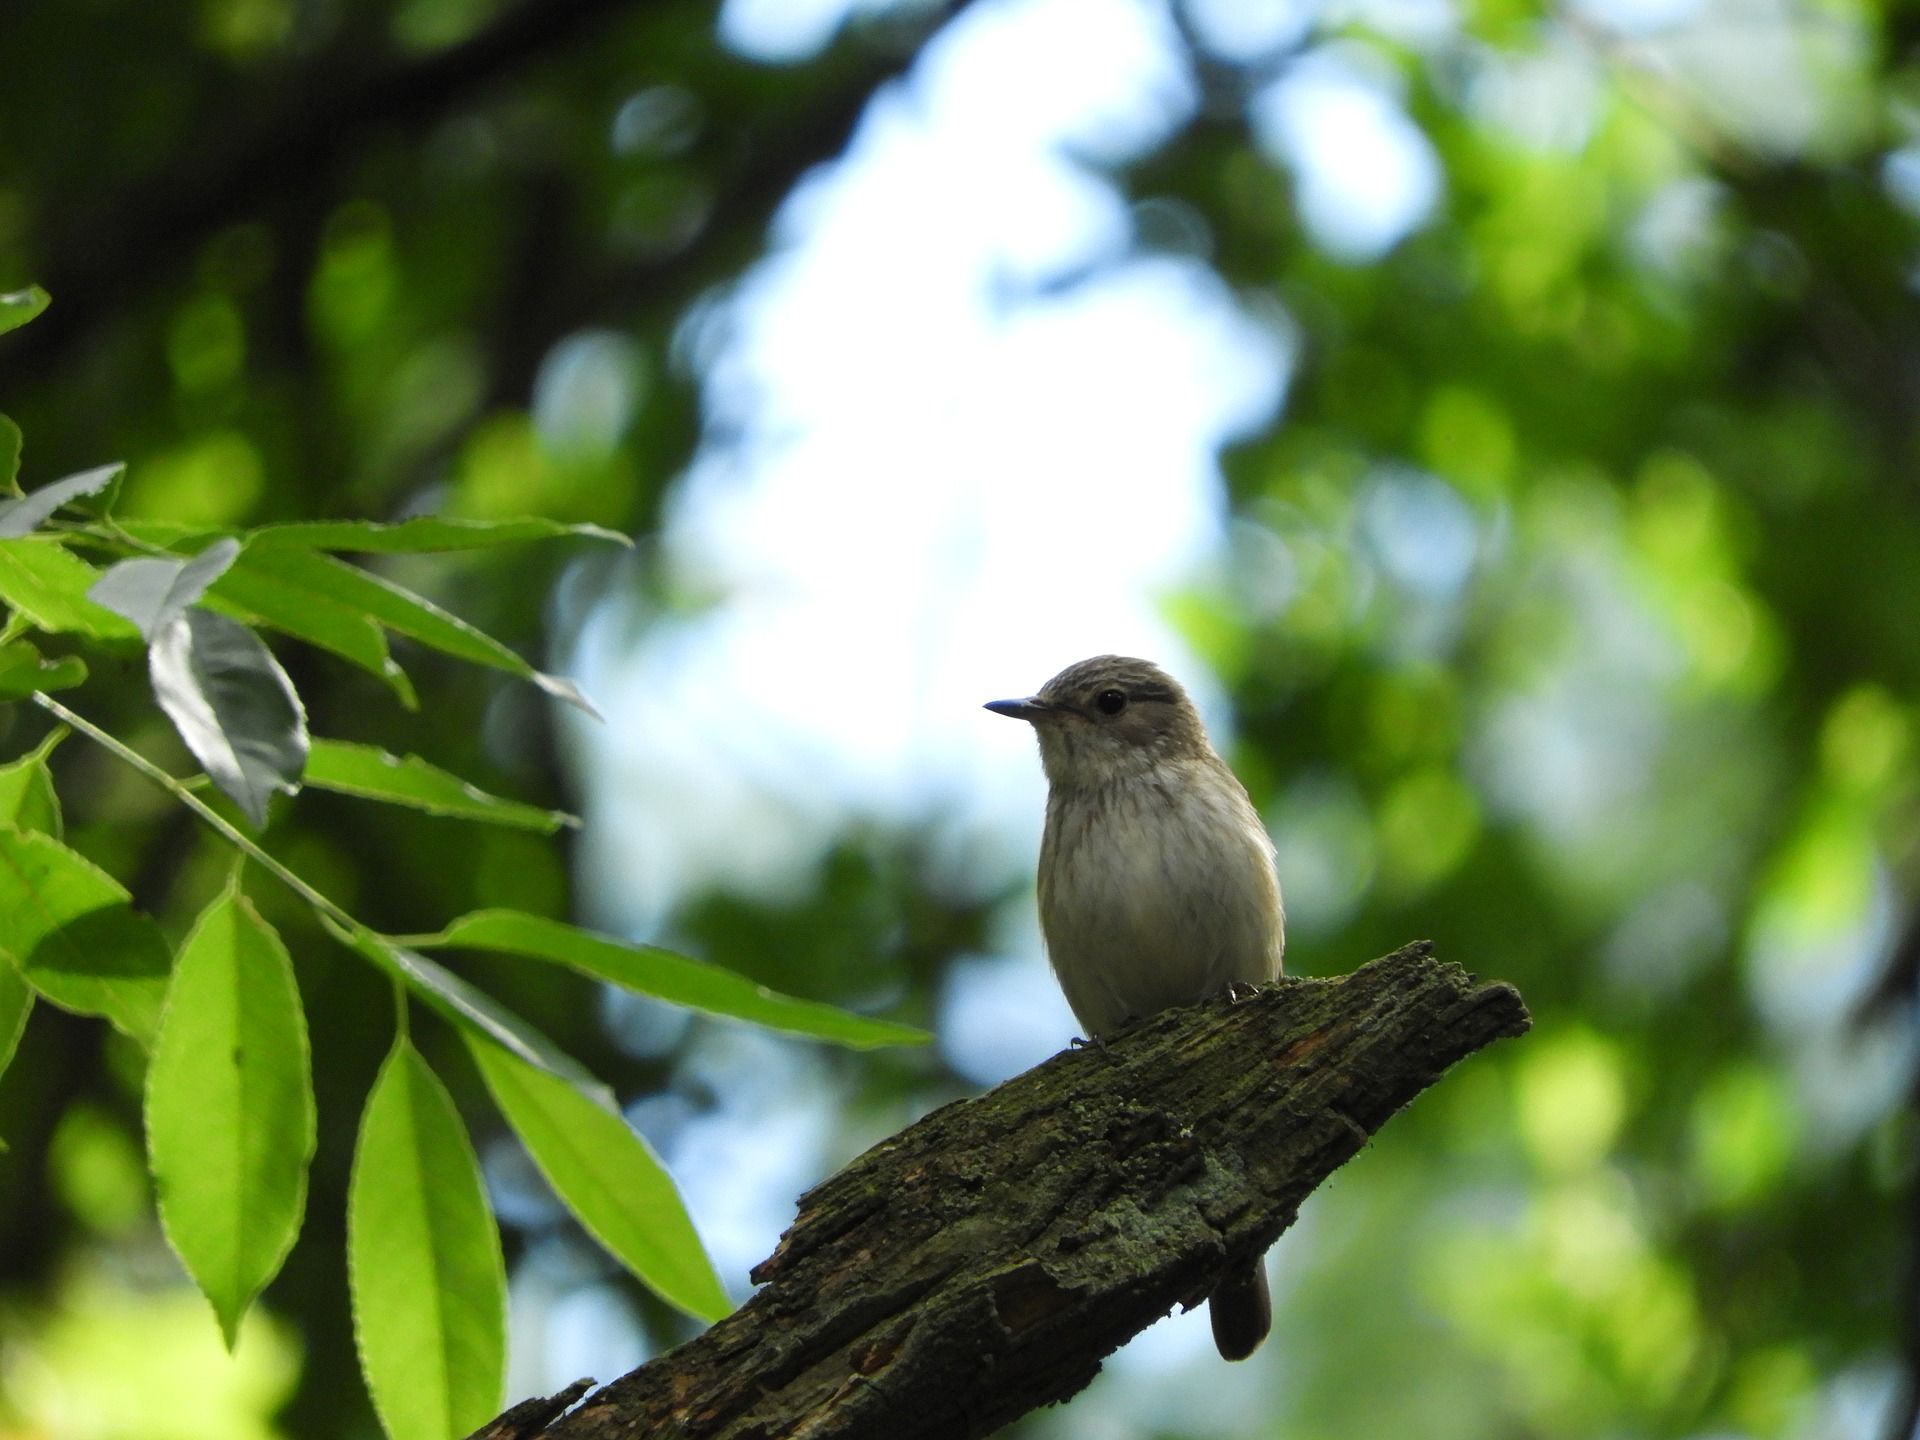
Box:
467, 1033, 731, 1323
0, 463, 125, 539
207, 555, 416, 707
0, 538, 141, 640
0, 287, 49, 337
349, 1037, 505, 1440
325, 921, 609, 1100
0, 823, 171, 1043
147, 887, 315, 1348
149, 610, 308, 829
303, 740, 575, 832
0, 729, 64, 837
0, 641, 86, 701
412, 910, 929, 1050
256, 550, 599, 716
247, 516, 629, 552
89, 537, 240, 640
0, 964, 31, 1096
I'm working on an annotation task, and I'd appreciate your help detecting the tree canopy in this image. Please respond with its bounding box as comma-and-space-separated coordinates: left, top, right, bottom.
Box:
0, 1, 1914, 1438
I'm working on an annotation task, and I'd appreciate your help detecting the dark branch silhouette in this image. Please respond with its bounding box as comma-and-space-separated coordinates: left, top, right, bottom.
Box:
4, 0, 969, 393
471, 942, 1530, 1440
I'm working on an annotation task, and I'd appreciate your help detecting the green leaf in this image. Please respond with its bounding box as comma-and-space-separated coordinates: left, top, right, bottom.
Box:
0, 287, 49, 337
327, 921, 610, 1101
0, 964, 32, 1093
467, 1033, 730, 1323
89, 537, 240, 640
349, 1037, 505, 1440
303, 740, 576, 833
0, 641, 86, 701
0, 415, 22, 494
208, 555, 416, 708
246, 516, 629, 553
147, 887, 315, 1348
0, 538, 142, 640
0, 824, 171, 1043
0, 729, 64, 837
258, 551, 598, 716
0, 463, 125, 539
413, 911, 929, 1050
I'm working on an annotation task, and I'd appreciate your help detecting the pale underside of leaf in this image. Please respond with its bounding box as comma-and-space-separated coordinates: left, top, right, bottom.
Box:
88, 537, 240, 640
0, 462, 124, 539
148, 609, 309, 829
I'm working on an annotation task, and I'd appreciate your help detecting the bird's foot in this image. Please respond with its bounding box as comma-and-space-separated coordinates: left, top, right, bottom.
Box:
1069, 1032, 1111, 1056
1221, 980, 1262, 1004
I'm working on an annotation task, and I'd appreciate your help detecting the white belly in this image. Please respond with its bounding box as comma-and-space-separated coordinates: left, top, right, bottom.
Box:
1038, 772, 1283, 1037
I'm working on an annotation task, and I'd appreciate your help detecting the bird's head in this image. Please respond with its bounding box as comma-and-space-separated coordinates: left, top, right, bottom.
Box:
985, 654, 1212, 788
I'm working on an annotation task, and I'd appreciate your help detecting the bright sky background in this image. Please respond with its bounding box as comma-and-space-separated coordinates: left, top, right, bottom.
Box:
527, 0, 1443, 1419
515, 0, 1896, 1431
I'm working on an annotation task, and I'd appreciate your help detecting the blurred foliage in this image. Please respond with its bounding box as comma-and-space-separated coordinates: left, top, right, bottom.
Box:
1, 0, 1918, 1438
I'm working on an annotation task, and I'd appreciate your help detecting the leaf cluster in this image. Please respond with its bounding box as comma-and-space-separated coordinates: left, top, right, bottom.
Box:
0, 292, 925, 1438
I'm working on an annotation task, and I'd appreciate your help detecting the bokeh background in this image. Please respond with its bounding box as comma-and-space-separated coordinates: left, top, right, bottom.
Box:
1, 0, 1916, 1436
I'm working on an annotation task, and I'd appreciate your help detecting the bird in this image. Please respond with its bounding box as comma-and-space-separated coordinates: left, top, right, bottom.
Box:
985, 654, 1285, 1362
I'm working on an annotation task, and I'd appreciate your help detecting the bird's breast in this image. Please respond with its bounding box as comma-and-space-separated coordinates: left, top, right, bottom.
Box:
1038, 769, 1283, 1036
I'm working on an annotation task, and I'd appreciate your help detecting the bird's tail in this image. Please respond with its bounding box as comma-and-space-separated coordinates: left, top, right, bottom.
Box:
1209, 1257, 1271, 1361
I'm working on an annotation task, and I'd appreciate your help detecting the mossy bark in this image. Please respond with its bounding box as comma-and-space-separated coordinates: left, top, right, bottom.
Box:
474, 942, 1530, 1440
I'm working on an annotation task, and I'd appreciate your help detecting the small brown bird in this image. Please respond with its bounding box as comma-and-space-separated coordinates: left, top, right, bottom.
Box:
986, 654, 1285, 1361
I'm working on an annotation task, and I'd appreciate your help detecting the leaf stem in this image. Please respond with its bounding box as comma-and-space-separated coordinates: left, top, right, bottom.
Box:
30, 692, 359, 933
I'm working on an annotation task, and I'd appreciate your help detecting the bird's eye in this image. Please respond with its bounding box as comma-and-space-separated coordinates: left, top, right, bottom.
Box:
1094, 688, 1127, 716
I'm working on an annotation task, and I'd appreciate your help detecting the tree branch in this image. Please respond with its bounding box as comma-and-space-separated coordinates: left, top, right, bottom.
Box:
6, 0, 659, 379
476, 942, 1530, 1440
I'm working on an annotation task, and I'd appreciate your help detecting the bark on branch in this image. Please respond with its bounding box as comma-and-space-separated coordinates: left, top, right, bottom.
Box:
479, 942, 1530, 1440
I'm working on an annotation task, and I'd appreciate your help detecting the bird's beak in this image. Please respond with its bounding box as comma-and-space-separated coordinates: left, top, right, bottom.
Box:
984, 695, 1051, 722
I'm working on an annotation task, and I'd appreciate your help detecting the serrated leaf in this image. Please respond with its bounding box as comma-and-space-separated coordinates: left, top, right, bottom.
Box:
147, 888, 315, 1348
0, 463, 125, 539
326, 921, 610, 1101
350, 1038, 505, 1440
0, 641, 86, 701
413, 911, 929, 1050
0, 824, 171, 1042
149, 609, 308, 830
303, 740, 575, 832
89, 537, 241, 640
0, 287, 49, 337
0, 538, 141, 640
207, 555, 416, 707
467, 1034, 730, 1323
257, 551, 599, 716
0, 729, 63, 837
247, 516, 629, 553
